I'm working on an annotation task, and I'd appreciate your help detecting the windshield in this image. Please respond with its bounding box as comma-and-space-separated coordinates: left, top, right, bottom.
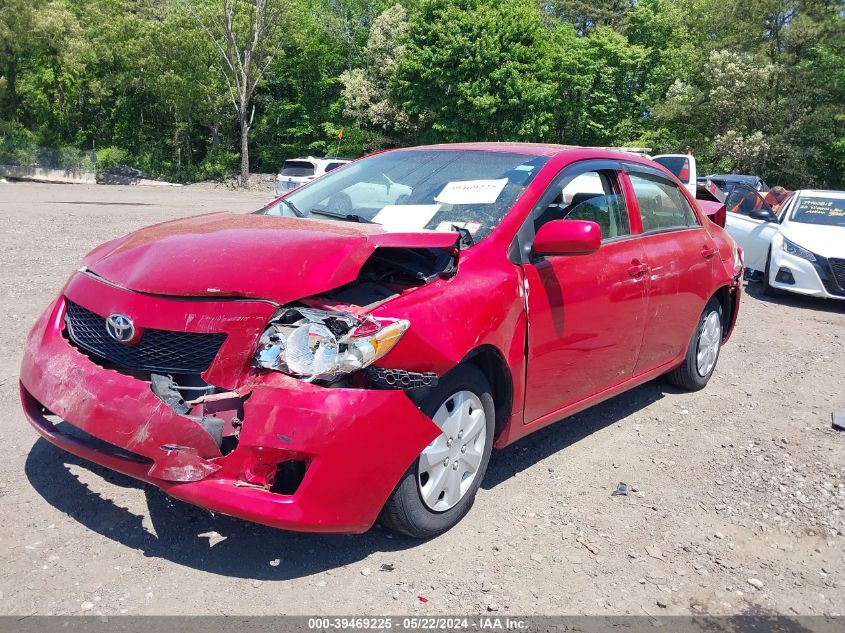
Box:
790, 195, 845, 227
260, 149, 549, 242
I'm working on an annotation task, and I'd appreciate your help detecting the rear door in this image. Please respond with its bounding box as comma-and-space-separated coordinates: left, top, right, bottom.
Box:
724, 185, 779, 272
623, 166, 717, 375
521, 161, 648, 423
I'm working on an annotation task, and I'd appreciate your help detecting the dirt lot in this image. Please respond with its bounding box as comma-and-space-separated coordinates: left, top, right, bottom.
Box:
0, 181, 842, 617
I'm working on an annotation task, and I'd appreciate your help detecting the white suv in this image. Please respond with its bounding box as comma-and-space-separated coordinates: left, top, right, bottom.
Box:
274, 157, 350, 196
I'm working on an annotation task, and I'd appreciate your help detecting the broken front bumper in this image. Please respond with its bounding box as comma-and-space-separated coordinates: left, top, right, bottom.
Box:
20, 293, 440, 534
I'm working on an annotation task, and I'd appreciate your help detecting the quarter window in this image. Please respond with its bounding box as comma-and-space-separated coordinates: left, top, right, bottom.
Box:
629, 172, 699, 232
535, 170, 630, 241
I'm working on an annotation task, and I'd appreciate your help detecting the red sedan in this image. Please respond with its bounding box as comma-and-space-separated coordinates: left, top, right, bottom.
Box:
20, 144, 742, 538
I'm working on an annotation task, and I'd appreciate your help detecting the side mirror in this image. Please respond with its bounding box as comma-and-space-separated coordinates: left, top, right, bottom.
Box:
533, 220, 601, 256
748, 208, 777, 222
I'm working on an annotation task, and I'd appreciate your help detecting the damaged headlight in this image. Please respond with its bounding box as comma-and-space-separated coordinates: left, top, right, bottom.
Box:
253, 307, 409, 381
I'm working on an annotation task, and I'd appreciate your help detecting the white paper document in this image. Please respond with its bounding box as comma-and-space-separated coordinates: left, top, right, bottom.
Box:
434, 220, 483, 235
372, 204, 441, 231
434, 179, 508, 205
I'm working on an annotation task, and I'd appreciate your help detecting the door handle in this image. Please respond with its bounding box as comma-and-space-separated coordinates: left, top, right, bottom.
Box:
627, 261, 649, 278
701, 245, 718, 260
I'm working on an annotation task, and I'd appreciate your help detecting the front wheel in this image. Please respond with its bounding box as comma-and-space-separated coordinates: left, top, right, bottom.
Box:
379, 365, 495, 538
666, 297, 723, 391
762, 247, 782, 296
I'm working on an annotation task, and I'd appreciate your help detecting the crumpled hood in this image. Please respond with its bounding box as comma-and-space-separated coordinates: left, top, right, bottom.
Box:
83, 213, 458, 304
781, 221, 845, 259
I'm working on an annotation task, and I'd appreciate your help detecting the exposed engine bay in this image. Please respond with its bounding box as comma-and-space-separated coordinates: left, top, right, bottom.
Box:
310, 246, 457, 309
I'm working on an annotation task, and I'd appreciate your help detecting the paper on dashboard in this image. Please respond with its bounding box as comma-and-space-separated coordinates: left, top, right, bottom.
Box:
372, 204, 441, 231
435, 179, 508, 205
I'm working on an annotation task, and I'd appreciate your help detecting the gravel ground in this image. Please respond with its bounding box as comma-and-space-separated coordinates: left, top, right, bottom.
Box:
0, 181, 842, 617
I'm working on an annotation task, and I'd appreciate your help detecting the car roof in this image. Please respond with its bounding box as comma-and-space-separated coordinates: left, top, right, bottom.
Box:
393, 142, 655, 162
285, 156, 351, 164
398, 142, 574, 156
707, 174, 763, 184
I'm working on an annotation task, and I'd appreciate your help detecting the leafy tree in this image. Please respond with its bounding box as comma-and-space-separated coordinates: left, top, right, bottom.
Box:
542, 0, 636, 35
340, 4, 414, 146
394, 0, 557, 142
0, 0, 86, 134
565, 26, 648, 145
2, 0, 842, 188
184, 0, 290, 185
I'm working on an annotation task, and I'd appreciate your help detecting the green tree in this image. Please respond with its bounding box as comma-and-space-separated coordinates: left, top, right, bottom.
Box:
0, 0, 86, 133
185, 0, 290, 185
543, 0, 636, 35
340, 4, 414, 146
394, 0, 557, 142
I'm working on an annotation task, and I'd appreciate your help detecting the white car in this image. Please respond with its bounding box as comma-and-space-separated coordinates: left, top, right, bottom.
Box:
274, 157, 350, 196
652, 153, 697, 197
726, 189, 845, 299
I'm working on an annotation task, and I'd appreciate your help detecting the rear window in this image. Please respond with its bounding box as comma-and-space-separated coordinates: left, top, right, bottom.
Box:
280, 161, 315, 177
653, 156, 691, 183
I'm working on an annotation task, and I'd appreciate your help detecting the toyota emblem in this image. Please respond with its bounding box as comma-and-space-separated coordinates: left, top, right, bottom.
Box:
105, 313, 135, 344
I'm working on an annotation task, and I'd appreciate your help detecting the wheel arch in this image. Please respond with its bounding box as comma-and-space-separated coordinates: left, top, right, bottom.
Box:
461, 345, 514, 441
712, 285, 736, 341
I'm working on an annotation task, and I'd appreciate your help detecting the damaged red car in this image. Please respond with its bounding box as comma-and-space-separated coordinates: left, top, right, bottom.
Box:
20, 144, 742, 538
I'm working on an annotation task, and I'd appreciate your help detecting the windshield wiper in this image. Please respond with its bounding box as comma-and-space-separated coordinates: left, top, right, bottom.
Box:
279, 198, 304, 217
310, 208, 374, 224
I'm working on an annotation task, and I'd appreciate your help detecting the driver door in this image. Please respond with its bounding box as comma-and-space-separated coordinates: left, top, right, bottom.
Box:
520, 161, 648, 424
724, 185, 780, 272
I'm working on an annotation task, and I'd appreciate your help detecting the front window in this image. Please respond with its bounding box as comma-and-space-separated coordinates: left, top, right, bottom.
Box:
261, 149, 549, 242
790, 196, 845, 227
534, 169, 630, 241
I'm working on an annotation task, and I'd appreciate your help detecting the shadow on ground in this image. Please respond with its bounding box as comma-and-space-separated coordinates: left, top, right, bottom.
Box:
743, 280, 845, 314
25, 378, 677, 580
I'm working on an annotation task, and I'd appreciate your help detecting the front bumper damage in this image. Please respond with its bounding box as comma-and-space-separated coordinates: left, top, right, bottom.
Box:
20, 278, 441, 533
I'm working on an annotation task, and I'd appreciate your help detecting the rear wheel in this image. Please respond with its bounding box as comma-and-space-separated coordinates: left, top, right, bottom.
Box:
666, 297, 723, 391
379, 365, 495, 538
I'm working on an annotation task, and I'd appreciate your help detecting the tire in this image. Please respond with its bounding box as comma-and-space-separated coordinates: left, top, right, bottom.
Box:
762, 247, 782, 296
379, 365, 495, 538
666, 297, 723, 391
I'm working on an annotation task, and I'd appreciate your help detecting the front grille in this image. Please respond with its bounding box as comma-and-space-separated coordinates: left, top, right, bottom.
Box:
830, 258, 845, 290
64, 300, 226, 373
